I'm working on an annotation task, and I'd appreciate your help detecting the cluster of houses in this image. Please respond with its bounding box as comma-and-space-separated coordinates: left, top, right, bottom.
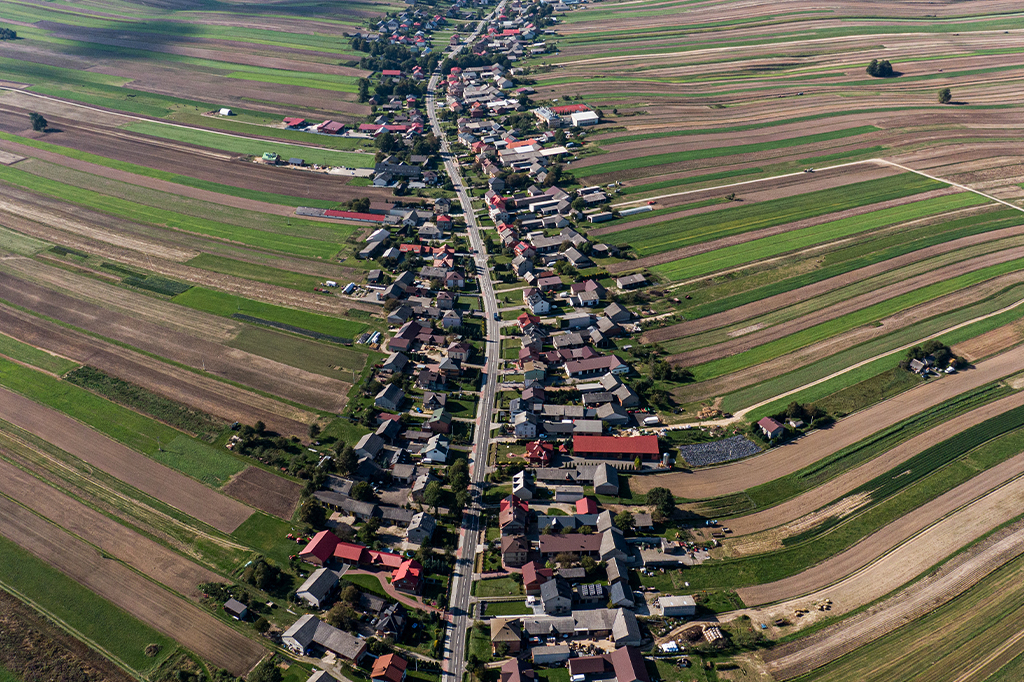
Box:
374, 8, 448, 53
299, 529, 429, 595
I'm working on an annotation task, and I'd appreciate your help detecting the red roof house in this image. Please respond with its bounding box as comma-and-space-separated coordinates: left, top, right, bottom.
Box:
576, 497, 598, 515
382, 69, 402, 77
283, 117, 306, 127
573, 434, 660, 461
392, 559, 423, 594
372, 654, 408, 682
368, 550, 405, 569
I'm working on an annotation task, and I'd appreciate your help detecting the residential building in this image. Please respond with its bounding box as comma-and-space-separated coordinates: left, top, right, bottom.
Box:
757, 417, 785, 439
538, 533, 602, 558
392, 559, 423, 594
406, 512, 436, 544
501, 535, 530, 567
522, 561, 553, 595
371, 654, 408, 682
539, 576, 573, 615
375, 384, 405, 412
282, 615, 367, 662
490, 618, 524, 654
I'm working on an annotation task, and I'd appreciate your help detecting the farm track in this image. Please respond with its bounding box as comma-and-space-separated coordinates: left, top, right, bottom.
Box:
643, 210, 1024, 345
668, 243, 1024, 367
0, 458, 221, 599
0, 386, 253, 533
0, 493, 264, 676
726, 389, 1024, 539
631, 343, 1024, 498
0, 302, 314, 437
0, 263, 353, 414
669, 268, 1024, 402
757, 509, 1024, 679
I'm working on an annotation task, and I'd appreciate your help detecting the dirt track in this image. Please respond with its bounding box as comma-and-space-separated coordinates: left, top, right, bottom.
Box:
644, 208, 1019, 345
632, 343, 1024, 498
757, 498, 1024, 679
0, 458, 220, 599
726, 389, 1024, 538
0, 387, 252, 533
0, 303, 314, 437
0, 494, 264, 676
222, 466, 303, 520
0, 265, 352, 414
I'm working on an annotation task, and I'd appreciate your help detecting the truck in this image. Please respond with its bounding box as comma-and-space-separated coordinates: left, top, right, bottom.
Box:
643, 416, 661, 427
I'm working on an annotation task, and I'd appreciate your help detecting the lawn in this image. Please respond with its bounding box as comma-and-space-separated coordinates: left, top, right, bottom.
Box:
318, 418, 373, 449
605, 173, 943, 257
0, 665, 20, 682
0, 333, 78, 375
231, 512, 297, 567
482, 600, 531, 616
344, 573, 392, 601
0, 534, 175, 674
473, 577, 522, 598
186, 254, 331, 291
125, 121, 376, 168
227, 327, 377, 378
174, 288, 369, 339
573, 125, 879, 177
535, 669, 570, 682
650, 192, 989, 281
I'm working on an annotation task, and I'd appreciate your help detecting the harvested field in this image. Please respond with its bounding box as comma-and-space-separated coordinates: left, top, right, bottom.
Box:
0, 459, 220, 599
0, 266, 352, 414
726, 390, 1024, 537
222, 466, 303, 520
632, 343, 1024, 498
952, 320, 1024, 361
0, 494, 264, 676
0, 387, 252, 533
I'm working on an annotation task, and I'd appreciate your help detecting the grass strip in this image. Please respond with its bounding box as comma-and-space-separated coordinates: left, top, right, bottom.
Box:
0, 165, 341, 259
609, 174, 942, 257
174, 287, 368, 338
0, 333, 78, 375
0, 534, 175, 674
652, 192, 988, 281
573, 126, 878, 177
186, 254, 323, 291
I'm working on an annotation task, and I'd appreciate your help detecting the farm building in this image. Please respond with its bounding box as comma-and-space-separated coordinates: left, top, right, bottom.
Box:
571, 111, 600, 127
218, 108, 232, 116
660, 595, 696, 617
282, 615, 367, 662
297, 567, 340, 609
223, 598, 248, 620
531, 645, 570, 665
288, 157, 305, 166
283, 117, 306, 127
573, 435, 660, 461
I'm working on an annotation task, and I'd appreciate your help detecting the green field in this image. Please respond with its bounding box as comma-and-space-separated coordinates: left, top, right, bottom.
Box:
0, 333, 79, 375
0, 665, 20, 682
231, 512, 296, 567
607, 174, 944, 257
0, 535, 175, 674
650, 191, 990, 281
0, 225, 50, 256
227, 326, 375, 377
575, 126, 880, 176
174, 288, 369, 339
125, 122, 375, 168
187, 254, 326, 290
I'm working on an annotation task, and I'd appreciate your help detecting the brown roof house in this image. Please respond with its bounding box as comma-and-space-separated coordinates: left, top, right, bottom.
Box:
490, 617, 524, 654
501, 535, 530, 567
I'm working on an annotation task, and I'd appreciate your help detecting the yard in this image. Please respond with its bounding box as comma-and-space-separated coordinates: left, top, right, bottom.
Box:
474, 577, 522, 598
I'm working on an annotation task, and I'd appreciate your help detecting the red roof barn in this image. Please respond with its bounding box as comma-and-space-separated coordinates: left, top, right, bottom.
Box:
573, 435, 660, 461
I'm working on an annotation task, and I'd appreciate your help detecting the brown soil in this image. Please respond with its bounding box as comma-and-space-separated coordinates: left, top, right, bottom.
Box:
0, 589, 137, 682
0, 303, 314, 438
0, 386, 253, 533
757, 498, 1024, 679
644, 211, 1018, 345
0, 265, 352, 414
0, 494, 264, 676
667, 244, 1024, 368
0, 458, 221, 599
726, 390, 1024, 538
222, 466, 304, 520
631, 343, 1024, 498
952, 321, 1024, 361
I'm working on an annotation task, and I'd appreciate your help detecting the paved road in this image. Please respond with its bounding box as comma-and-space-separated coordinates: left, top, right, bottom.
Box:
427, 8, 506, 682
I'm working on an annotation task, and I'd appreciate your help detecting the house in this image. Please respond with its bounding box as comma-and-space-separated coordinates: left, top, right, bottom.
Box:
420, 434, 450, 463
223, 598, 248, 620
392, 559, 423, 593
522, 561, 553, 595
615, 274, 647, 290
573, 435, 660, 461
406, 512, 437, 544
525, 440, 555, 467
355, 433, 385, 459
490, 618, 524, 654
381, 352, 409, 374
376, 418, 403, 443
501, 535, 530, 567
372, 654, 408, 682
757, 417, 785, 440
375, 384, 405, 412
539, 576, 573, 615
500, 499, 529, 535
442, 309, 463, 328
410, 471, 439, 502
909, 358, 929, 373
604, 303, 632, 324
282, 615, 367, 662
501, 658, 536, 682
307, 672, 337, 682
600, 527, 630, 562
596, 402, 631, 426
656, 594, 698, 617
514, 412, 539, 439
388, 306, 413, 326
370, 601, 406, 640
391, 464, 418, 485
593, 463, 619, 496
512, 470, 534, 500
538, 533, 602, 559
297, 568, 340, 609
448, 341, 471, 362
422, 392, 447, 411
425, 409, 453, 434
568, 647, 648, 682
523, 288, 550, 315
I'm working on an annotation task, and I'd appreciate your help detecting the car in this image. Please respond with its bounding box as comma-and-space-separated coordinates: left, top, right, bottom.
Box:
494, 312, 501, 320
804, 168, 814, 172
647, 200, 656, 205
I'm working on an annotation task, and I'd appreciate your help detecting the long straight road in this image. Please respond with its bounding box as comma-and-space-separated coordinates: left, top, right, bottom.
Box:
427, 8, 506, 682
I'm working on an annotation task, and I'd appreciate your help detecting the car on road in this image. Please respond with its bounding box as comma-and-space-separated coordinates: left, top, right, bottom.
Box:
494, 312, 500, 320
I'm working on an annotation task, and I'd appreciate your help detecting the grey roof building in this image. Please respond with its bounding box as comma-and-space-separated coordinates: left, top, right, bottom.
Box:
297, 568, 340, 609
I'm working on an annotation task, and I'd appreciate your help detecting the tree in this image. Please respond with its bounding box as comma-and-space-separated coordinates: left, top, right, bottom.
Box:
554, 552, 578, 566
342, 584, 361, 604
580, 555, 597, 573
308, 423, 321, 440
247, 659, 282, 682
866, 59, 878, 76
646, 487, 676, 517
938, 87, 952, 104
326, 601, 358, 630
28, 112, 47, 132
298, 500, 326, 527
358, 517, 381, 545
352, 481, 376, 502
254, 617, 270, 634
254, 420, 266, 435
614, 510, 635, 533
336, 445, 358, 475
423, 480, 443, 511
510, 572, 523, 585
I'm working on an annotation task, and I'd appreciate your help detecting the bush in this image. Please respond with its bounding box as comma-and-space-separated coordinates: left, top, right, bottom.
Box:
866, 59, 894, 77
938, 87, 952, 104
